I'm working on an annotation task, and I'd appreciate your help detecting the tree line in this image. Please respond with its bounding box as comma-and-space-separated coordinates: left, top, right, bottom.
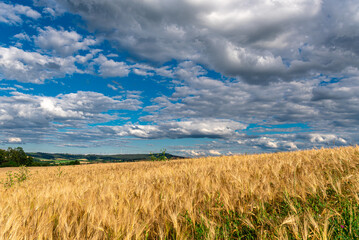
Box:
0, 147, 34, 167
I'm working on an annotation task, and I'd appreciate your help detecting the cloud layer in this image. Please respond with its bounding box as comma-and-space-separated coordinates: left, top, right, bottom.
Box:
0, 0, 358, 155
53, 0, 359, 84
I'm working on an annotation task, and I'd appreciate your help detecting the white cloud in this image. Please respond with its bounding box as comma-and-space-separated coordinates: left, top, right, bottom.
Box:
0, 2, 40, 25
34, 27, 97, 56
177, 149, 224, 157
177, 149, 209, 157
92, 55, 168, 78
8, 137, 22, 143
94, 55, 130, 77
13, 32, 31, 41
0, 91, 142, 130
0, 46, 79, 83
101, 119, 246, 139
133, 68, 154, 76
309, 134, 347, 144
107, 84, 118, 91
283, 142, 298, 150
34, 0, 67, 17
43, 7, 57, 17
0, 87, 16, 91
208, 150, 221, 156
260, 137, 279, 149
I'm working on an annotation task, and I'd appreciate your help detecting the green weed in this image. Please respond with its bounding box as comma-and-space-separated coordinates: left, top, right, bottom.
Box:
1, 166, 30, 188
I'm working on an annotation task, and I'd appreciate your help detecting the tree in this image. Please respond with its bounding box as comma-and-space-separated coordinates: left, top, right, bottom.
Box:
7, 147, 31, 166
25, 155, 34, 166
0, 149, 6, 165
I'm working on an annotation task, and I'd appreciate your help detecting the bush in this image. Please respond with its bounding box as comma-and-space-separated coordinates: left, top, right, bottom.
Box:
0, 161, 19, 168
150, 149, 168, 161
68, 160, 81, 165
59, 160, 80, 166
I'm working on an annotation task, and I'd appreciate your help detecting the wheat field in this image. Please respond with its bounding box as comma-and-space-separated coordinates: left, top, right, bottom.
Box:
1, 146, 359, 239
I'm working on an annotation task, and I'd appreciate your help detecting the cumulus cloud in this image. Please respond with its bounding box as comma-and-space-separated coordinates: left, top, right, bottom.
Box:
34, 0, 67, 17
34, 27, 97, 56
8, 137, 22, 143
0, 46, 79, 83
13, 32, 31, 41
0, 2, 41, 25
93, 55, 130, 77
178, 149, 205, 157
46, 0, 359, 84
208, 150, 221, 156
177, 149, 223, 157
107, 84, 118, 91
309, 134, 347, 145
0, 87, 16, 91
0, 90, 143, 146
0, 91, 142, 131
233, 132, 350, 153
91, 55, 176, 78
100, 119, 246, 139
171, 131, 348, 156
142, 63, 359, 134
236, 136, 298, 151
132, 61, 358, 154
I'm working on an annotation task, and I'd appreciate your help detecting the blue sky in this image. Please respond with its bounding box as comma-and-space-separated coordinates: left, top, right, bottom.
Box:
0, 0, 358, 156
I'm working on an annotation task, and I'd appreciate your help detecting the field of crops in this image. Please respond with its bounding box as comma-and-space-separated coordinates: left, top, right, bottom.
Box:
1, 146, 359, 239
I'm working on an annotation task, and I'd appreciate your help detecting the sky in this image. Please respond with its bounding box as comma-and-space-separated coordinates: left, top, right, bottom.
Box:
0, 0, 358, 156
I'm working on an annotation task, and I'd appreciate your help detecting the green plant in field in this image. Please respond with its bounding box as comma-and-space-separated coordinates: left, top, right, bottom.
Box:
57, 166, 63, 177
1, 166, 30, 188
14, 165, 30, 182
1, 171, 15, 188
150, 149, 168, 161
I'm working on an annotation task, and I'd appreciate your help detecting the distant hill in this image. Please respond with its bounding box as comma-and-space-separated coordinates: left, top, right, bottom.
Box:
27, 152, 184, 164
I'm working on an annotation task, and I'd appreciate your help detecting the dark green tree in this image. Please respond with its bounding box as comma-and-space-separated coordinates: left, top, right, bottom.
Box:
0, 149, 6, 165
7, 147, 31, 166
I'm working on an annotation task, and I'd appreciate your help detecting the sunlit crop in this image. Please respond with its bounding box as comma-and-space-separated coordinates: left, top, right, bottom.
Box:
1, 146, 359, 239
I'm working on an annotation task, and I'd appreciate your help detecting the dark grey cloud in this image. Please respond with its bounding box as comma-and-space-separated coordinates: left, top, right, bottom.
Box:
43, 0, 359, 84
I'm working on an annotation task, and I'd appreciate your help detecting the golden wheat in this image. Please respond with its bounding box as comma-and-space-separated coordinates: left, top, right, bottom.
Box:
0, 146, 359, 239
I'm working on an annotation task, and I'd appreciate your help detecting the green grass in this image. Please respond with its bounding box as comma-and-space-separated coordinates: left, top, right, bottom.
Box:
178, 188, 359, 239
